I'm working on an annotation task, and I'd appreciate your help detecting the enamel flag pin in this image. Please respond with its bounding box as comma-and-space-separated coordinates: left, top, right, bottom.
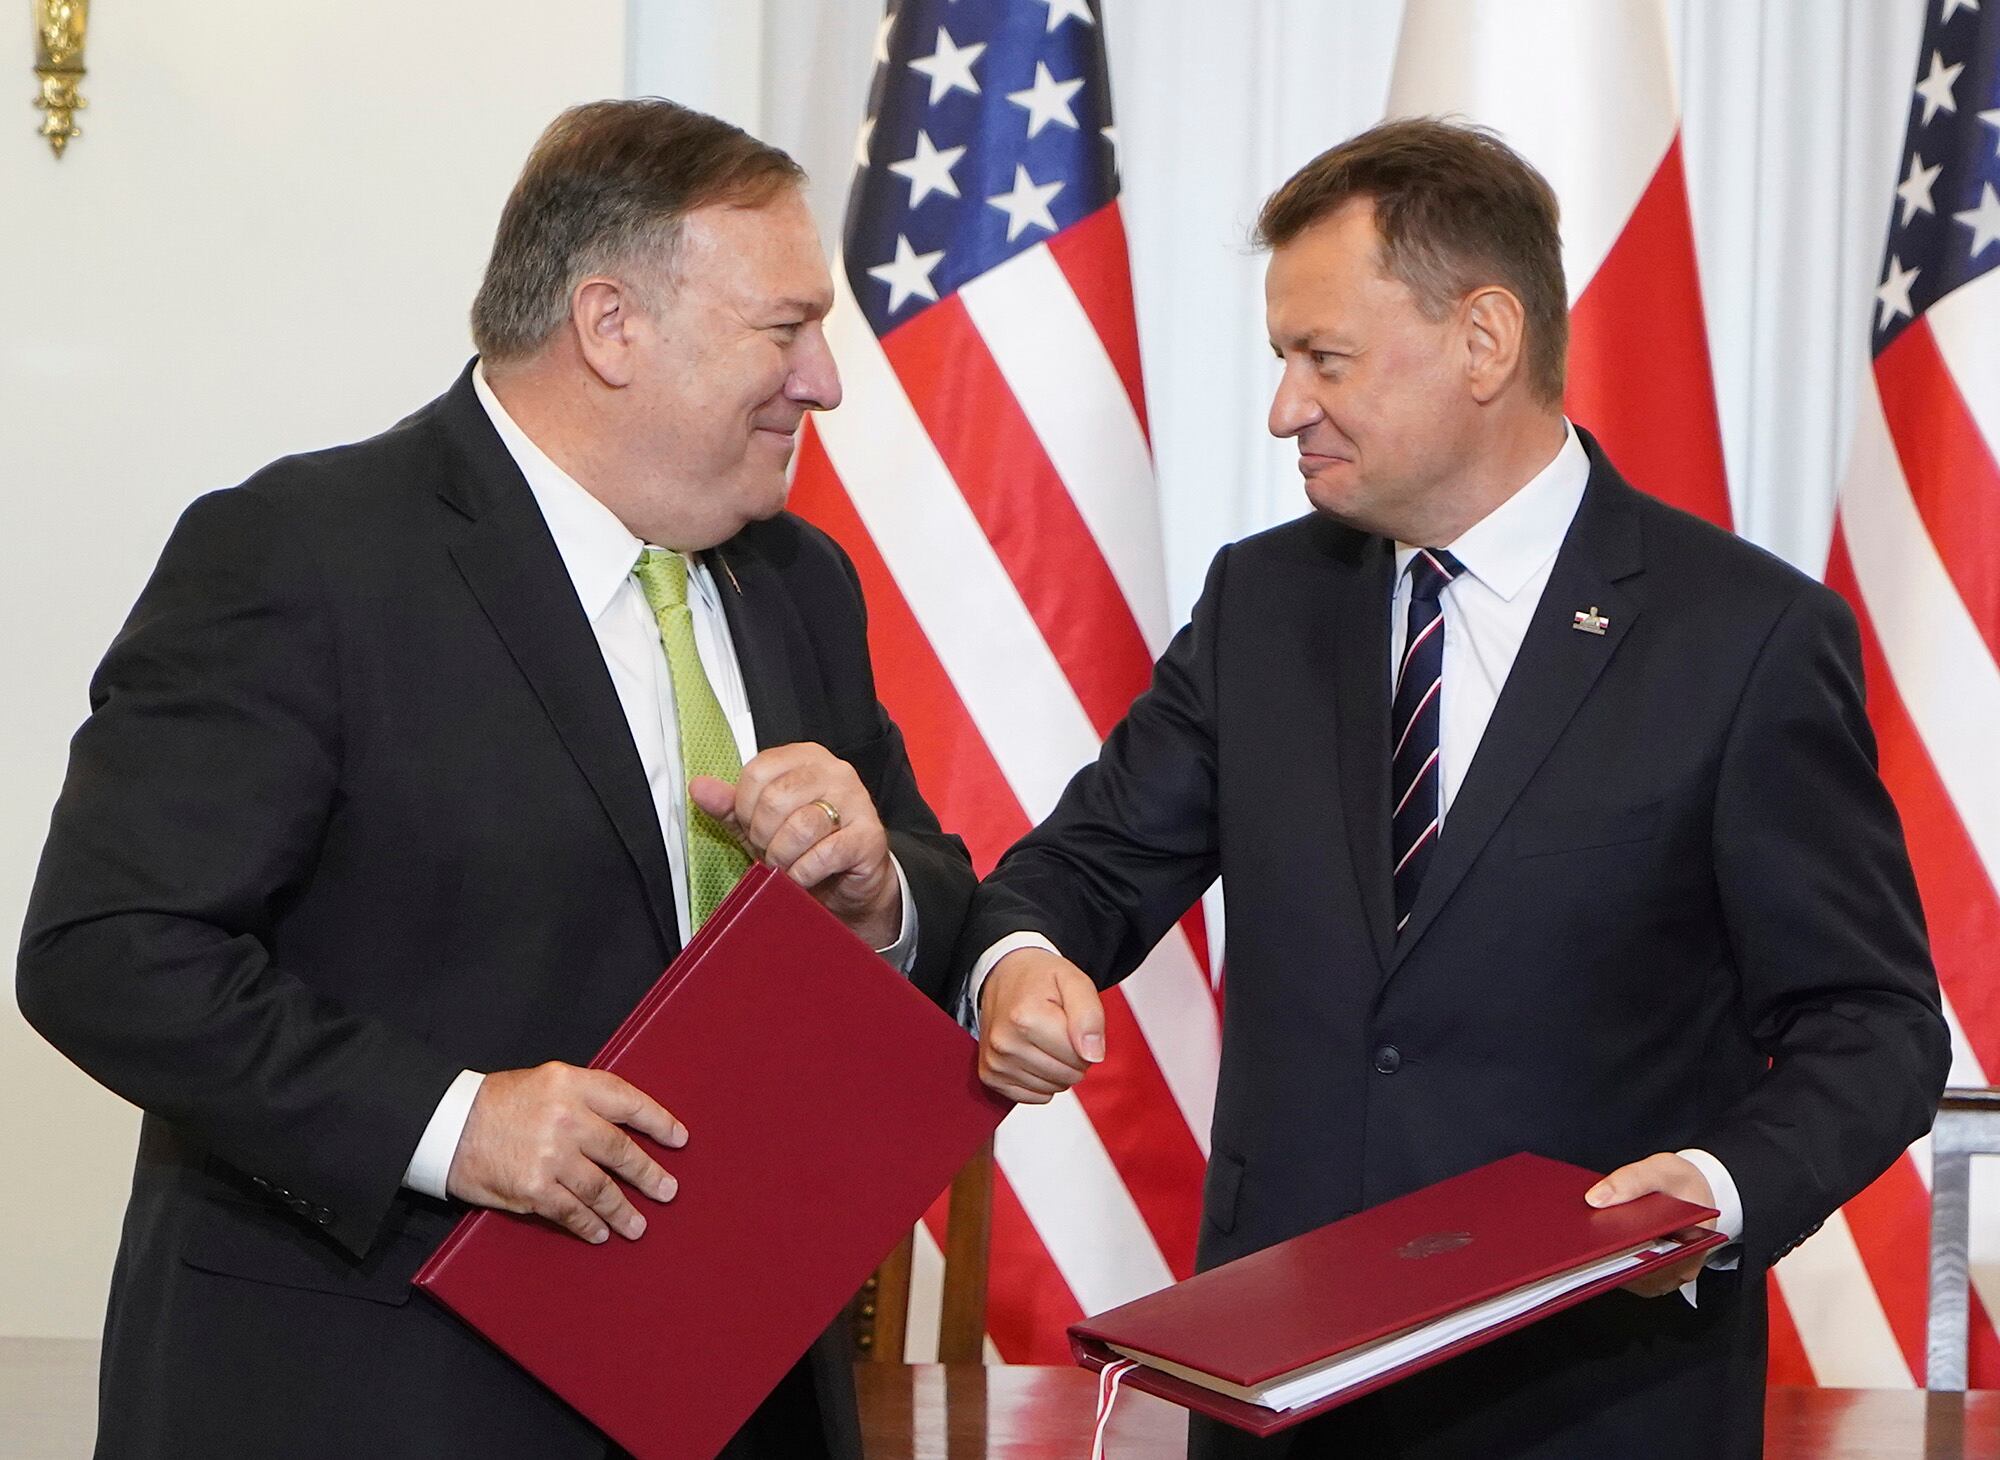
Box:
1572, 606, 1610, 636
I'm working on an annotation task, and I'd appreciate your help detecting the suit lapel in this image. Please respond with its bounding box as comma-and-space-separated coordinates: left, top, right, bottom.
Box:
708, 537, 808, 751
432, 367, 682, 955
1331, 533, 1399, 971
1387, 462, 1645, 971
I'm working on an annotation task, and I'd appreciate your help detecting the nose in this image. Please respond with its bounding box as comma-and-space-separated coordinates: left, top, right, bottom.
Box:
1267, 362, 1322, 440
788, 326, 843, 412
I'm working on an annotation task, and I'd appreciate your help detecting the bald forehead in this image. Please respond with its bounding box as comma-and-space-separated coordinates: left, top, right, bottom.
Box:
678, 191, 834, 317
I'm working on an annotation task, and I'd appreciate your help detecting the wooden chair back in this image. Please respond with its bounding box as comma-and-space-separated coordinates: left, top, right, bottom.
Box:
853, 1139, 994, 1364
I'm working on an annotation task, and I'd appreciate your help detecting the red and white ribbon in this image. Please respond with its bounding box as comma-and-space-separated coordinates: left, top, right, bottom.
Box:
1090, 1358, 1140, 1460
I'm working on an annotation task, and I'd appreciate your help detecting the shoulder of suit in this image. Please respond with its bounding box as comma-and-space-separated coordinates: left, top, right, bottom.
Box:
1224, 511, 1369, 571
206, 390, 455, 532
1611, 481, 1841, 621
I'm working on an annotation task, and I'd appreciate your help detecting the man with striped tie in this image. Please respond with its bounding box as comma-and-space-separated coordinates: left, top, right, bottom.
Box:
18, 100, 971, 1457
964, 119, 1947, 1457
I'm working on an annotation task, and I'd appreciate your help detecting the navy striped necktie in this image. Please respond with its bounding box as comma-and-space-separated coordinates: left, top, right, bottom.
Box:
1391, 548, 1464, 935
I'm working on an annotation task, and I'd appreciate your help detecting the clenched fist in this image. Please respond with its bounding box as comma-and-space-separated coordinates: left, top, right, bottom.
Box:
975, 947, 1106, 1104
690, 741, 900, 948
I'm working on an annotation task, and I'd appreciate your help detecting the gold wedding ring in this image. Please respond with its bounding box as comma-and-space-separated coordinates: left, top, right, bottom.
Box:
811, 798, 842, 830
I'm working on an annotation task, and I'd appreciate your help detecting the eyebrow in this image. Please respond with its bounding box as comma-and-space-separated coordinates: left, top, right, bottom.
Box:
771, 295, 834, 319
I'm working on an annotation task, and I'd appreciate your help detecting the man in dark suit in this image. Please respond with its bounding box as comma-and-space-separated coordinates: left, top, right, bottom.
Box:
964, 119, 1948, 1458
17, 99, 972, 1458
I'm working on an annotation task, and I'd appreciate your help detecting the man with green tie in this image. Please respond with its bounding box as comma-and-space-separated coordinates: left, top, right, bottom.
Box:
17, 98, 972, 1458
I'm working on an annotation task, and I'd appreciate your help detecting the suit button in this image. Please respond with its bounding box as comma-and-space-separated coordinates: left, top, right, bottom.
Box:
1373, 1046, 1402, 1074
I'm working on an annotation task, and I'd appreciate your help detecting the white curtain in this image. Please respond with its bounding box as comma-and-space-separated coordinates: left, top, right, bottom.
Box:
631, 0, 1924, 619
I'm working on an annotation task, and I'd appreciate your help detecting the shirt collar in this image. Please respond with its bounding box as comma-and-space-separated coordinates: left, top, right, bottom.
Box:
472, 361, 648, 623
1395, 420, 1590, 602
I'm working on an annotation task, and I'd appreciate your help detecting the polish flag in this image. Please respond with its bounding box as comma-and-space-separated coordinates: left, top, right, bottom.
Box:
1386, 0, 1733, 529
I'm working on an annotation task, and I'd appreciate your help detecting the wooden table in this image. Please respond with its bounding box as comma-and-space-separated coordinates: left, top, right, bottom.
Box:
6, 1340, 1994, 1456
855, 1365, 2000, 1459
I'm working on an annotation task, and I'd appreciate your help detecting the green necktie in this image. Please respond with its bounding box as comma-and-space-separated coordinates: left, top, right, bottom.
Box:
633, 549, 752, 929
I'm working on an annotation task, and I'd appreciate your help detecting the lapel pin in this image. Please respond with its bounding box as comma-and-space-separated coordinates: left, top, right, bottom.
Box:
1571, 606, 1609, 636
715, 554, 744, 596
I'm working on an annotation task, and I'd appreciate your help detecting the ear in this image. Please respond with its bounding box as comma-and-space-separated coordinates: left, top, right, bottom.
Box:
570, 275, 640, 389
1461, 285, 1528, 405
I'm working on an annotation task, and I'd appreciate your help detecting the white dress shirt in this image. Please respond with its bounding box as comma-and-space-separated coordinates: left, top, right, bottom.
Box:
400, 365, 917, 1198
1389, 425, 1590, 823
969, 422, 1742, 1279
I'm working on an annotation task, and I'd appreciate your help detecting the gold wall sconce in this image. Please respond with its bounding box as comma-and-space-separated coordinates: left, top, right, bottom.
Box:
33, 0, 88, 158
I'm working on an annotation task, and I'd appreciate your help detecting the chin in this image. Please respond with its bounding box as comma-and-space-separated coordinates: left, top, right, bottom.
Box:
1303, 472, 1368, 527
730, 475, 790, 529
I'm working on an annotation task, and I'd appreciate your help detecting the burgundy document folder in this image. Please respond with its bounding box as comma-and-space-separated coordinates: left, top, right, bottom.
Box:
1070, 1152, 1726, 1437
413, 864, 1010, 1460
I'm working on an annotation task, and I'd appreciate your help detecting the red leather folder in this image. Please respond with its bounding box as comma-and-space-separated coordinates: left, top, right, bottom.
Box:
413, 864, 1010, 1460
1070, 1152, 1726, 1437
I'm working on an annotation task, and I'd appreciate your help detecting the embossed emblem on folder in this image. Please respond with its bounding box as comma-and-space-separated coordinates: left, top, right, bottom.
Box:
1398, 1230, 1474, 1260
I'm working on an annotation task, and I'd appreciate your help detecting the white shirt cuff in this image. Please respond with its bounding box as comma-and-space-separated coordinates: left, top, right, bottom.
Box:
874, 853, 919, 971
402, 1069, 485, 1200
1676, 1147, 1743, 1243
1674, 1146, 1743, 1305
961, 932, 1061, 1032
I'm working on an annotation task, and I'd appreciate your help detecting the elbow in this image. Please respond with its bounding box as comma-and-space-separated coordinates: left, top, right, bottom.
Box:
15, 922, 91, 1062
1926, 1002, 1955, 1101
1903, 998, 1956, 1146
16, 936, 63, 1046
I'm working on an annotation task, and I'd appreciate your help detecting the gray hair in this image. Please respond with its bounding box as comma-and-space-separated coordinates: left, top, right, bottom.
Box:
470, 97, 805, 362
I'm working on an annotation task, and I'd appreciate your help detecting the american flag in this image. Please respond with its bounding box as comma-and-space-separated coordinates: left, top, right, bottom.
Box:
1813, 0, 2000, 1389
789, 0, 1221, 1360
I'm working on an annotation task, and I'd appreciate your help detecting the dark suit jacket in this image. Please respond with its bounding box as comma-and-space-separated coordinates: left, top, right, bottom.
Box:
17, 364, 974, 1459
959, 433, 1948, 1459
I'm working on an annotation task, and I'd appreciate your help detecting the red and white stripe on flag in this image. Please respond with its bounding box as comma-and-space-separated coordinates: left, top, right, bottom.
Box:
1817, 0, 2000, 1389
790, 0, 1221, 1362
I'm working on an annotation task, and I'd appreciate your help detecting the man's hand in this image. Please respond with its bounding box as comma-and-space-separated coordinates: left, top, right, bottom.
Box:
690, 743, 899, 948
446, 1063, 687, 1244
976, 947, 1105, 1104
1586, 1152, 1717, 1298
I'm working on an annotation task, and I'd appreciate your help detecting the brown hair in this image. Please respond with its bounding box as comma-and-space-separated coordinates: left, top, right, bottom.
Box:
1255, 118, 1568, 403
470, 98, 806, 362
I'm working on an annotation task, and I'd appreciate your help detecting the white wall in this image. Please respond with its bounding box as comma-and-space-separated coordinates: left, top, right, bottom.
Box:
0, 0, 626, 1339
